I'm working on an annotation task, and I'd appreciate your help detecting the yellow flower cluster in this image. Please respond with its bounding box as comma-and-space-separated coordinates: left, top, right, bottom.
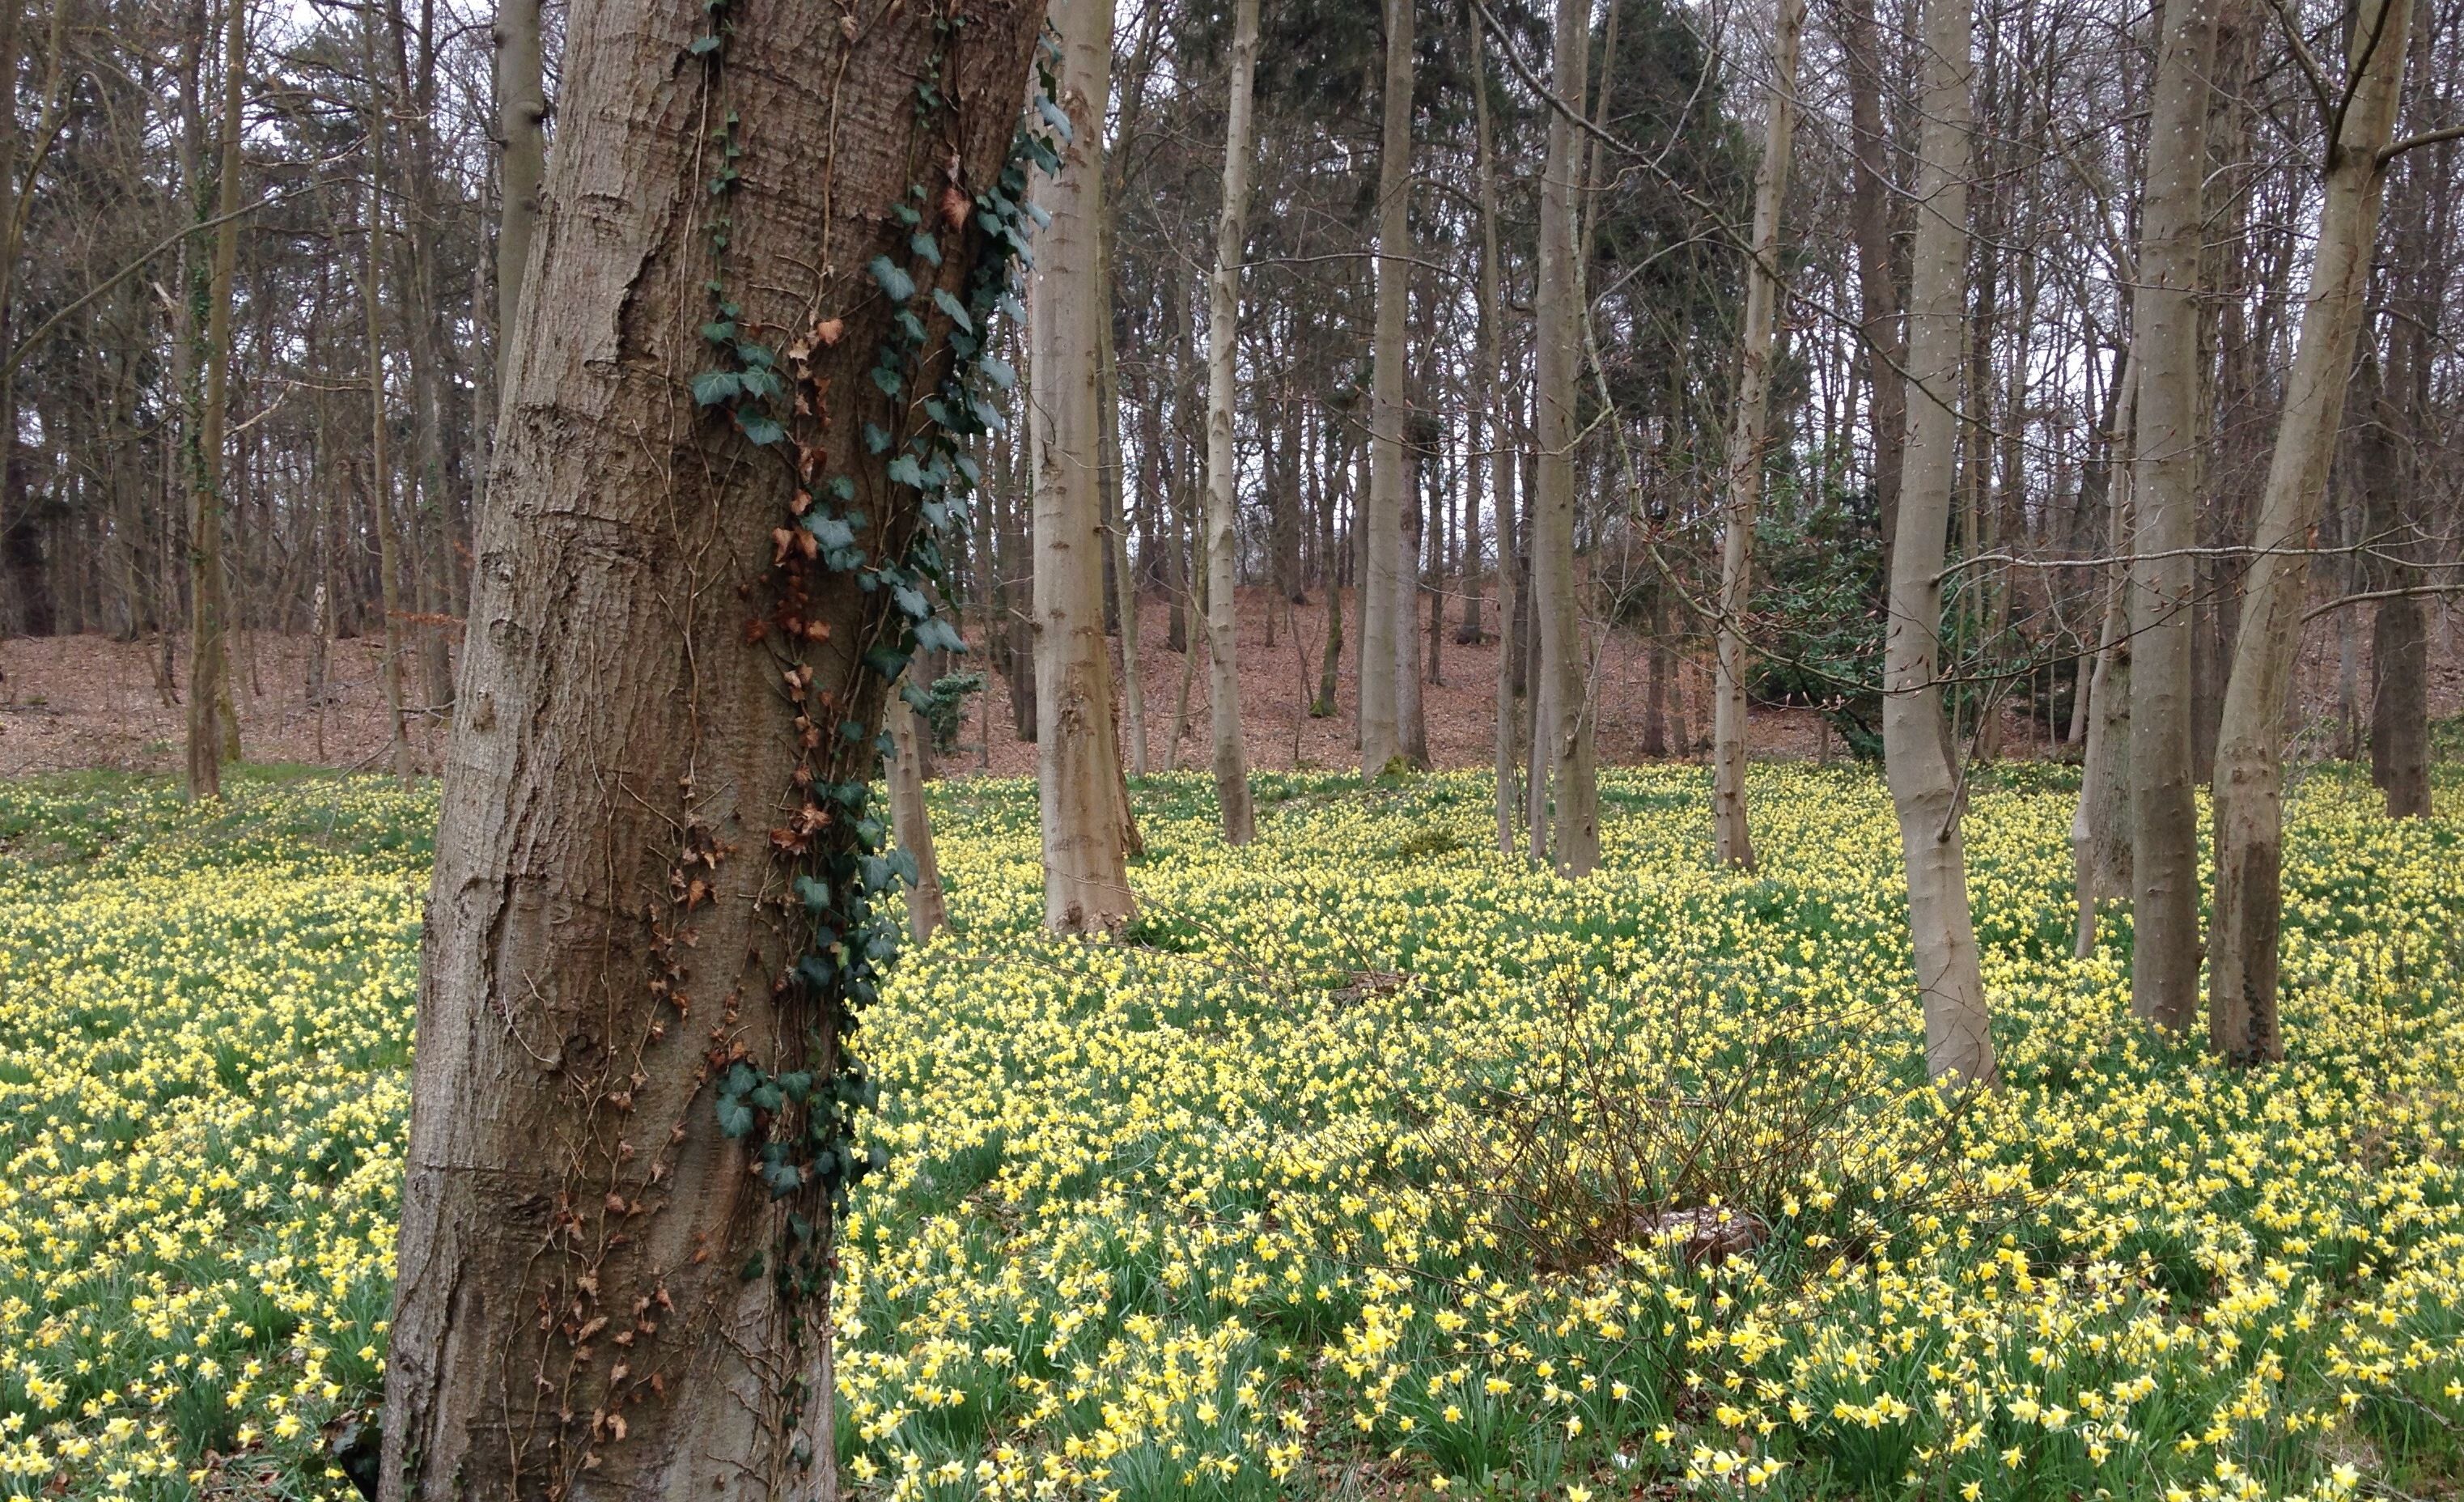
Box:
0, 774, 426, 1500
1, 759, 2457, 1502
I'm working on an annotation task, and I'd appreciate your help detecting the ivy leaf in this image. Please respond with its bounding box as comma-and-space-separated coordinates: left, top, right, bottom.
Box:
795, 875, 831, 912
871, 366, 902, 397
688, 32, 721, 54
1036, 95, 1074, 142
914, 614, 965, 656
690, 370, 742, 406
910, 231, 942, 267
869, 256, 916, 303
805, 514, 855, 553
716, 1094, 755, 1139
892, 583, 931, 619
885, 455, 926, 490
739, 414, 785, 446
931, 287, 973, 332
979, 356, 1016, 392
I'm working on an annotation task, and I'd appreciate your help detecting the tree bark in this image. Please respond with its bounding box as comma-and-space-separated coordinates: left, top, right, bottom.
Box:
1533, 0, 1598, 876
1359, 0, 1412, 779
2126, 0, 2221, 1035
2211, 0, 2412, 1063
1202, 0, 1260, 843
1711, 0, 1806, 872
358, 104, 416, 787
888, 698, 948, 944
1475, 12, 1521, 855
185, 0, 246, 799
379, 0, 1039, 1497
493, 0, 545, 394
1832, 0, 1906, 580
1882, 0, 1996, 1087
1034, 0, 1137, 933
2074, 377, 2136, 956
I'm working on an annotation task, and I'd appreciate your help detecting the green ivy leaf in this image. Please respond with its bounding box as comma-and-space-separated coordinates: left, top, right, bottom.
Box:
690, 370, 742, 406
869, 256, 916, 302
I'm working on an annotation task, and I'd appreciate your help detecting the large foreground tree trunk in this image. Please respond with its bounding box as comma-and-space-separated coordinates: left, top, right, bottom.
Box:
380, 0, 1041, 1496
1532, 0, 1598, 876
1882, 0, 1995, 1088
1202, 0, 1260, 844
1359, 0, 1412, 779
2207, 0, 2411, 1065
2125, 0, 2221, 1035
1710, 0, 1806, 872
1035, 0, 1137, 932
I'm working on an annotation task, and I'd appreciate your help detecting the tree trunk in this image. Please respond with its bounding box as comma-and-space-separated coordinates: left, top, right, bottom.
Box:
1833, 0, 1906, 580
186, 0, 246, 799
492, 0, 545, 394
1533, 0, 1598, 876
2074, 380, 2136, 956
1034, 0, 1136, 934
2125, 0, 2221, 1035
359, 116, 416, 787
1202, 0, 1260, 843
1475, 13, 1520, 854
378, 0, 1039, 1496
1711, 0, 1806, 872
888, 699, 948, 944
1359, 0, 1412, 779
1882, 0, 1995, 1088
2209, 0, 2408, 1062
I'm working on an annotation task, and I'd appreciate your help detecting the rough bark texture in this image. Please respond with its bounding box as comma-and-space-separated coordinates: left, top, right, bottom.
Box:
1359, 0, 1412, 779
1533, 0, 1597, 877
2208, 0, 2410, 1064
1711, 0, 1805, 873
379, 2, 1040, 1498
1883, 0, 1996, 1088
1034, 0, 1136, 933
1202, 0, 1259, 844
2126, 0, 2220, 1035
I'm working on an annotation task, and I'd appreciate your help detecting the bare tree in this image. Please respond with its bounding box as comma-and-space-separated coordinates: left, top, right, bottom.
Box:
1359, 0, 1413, 779
1202, 0, 1261, 843
1883, 0, 1996, 1087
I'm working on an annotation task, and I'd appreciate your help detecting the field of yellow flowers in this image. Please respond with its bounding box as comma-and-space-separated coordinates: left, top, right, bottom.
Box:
0, 761, 2458, 1501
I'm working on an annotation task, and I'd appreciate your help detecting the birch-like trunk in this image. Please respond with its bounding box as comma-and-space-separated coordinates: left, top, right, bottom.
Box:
1358, 0, 1412, 779
2073, 380, 2136, 956
2208, 0, 2411, 1064
2125, 0, 2220, 1035
1533, 0, 1597, 876
1711, 0, 1806, 872
1882, 0, 1995, 1088
379, 0, 1038, 1494
1202, 0, 1260, 843
1034, 0, 1136, 933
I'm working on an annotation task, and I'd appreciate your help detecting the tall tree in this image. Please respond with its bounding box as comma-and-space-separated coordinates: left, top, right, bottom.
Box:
2207, 0, 2412, 1065
1533, 0, 1599, 876
2126, 0, 2222, 1036
185, 0, 247, 799
1474, 4, 1521, 855
493, 0, 547, 391
1711, 0, 1807, 872
1034, 0, 1137, 932
378, 0, 1041, 1496
1359, 0, 1413, 779
1883, 0, 1997, 1086
1202, 0, 1262, 843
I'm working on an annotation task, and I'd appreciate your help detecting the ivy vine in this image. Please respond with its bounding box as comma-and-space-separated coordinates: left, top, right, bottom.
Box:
680, 2, 1068, 1304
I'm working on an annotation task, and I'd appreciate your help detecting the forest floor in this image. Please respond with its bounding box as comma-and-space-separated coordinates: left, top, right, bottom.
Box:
0, 584, 2453, 779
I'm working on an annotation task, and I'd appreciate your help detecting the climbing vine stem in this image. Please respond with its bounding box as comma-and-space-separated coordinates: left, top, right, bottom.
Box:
681, 2, 1067, 1309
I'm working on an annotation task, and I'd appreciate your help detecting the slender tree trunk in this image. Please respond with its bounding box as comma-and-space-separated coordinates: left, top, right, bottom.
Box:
358, 101, 415, 787
2126, 0, 2221, 1035
1034, 0, 1136, 933
1711, 0, 1806, 872
888, 698, 948, 944
184, 0, 246, 798
2211, 0, 2412, 1063
1202, 0, 1261, 842
1834, 0, 1906, 578
1882, 0, 1995, 1087
379, 0, 1038, 1496
493, 0, 545, 394
1533, 0, 1597, 876
2074, 380, 2137, 956
1359, 0, 1413, 778
1475, 11, 1521, 853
